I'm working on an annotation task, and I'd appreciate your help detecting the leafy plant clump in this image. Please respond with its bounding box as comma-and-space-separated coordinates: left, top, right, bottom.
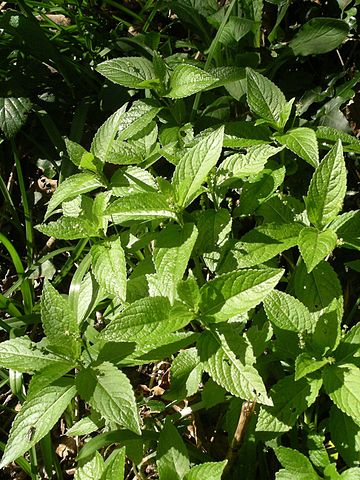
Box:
0, 1, 360, 479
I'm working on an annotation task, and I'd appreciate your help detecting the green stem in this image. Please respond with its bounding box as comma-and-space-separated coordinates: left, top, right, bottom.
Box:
190, 0, 237, 122
53, 239, 89, 287
11, 139, 34, 265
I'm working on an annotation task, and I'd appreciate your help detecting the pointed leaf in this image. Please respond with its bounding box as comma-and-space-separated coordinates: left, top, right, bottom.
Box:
167, 64, 217, 99
246, 68, 287, 128
274, 447, 321, 480
329, 406, 360, 468
172, 127, 224, 208
275, 128, 319, 168
102, 447, 126, 480
106, 193, 176, 224
45, 172, 104, 220
197, 325, 272, 405
101, 297, 193, 344
323, 364, 360, 426
0, 379, 76, 468
200, 268, 283, 323
264, 290, 314, 333
147, 223, 198, 303
0, 337, 69, 373
166, 347, 202, 400
295, 353, 328, 381
91, 238, 127, 302
306, 140, 347, 229
76, 362, 141, 434
117, 100, 161, 141
289, 18, 349, 56
0, 97, 32, 138
96, 57, 156, 88
298, 227, 337, 273
157, 418, 190, 480
36, 216, 98, 240
75, 452, 105, 480
256, 375, 322, 436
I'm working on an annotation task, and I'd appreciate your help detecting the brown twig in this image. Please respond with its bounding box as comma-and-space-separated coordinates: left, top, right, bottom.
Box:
222, 398, 257, 478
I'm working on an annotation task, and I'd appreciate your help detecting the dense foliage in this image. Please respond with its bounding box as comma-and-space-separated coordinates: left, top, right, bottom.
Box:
0, 1, 359, 479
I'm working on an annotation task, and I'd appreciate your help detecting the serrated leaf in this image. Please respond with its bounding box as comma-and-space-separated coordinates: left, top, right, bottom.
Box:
75, 452, 105, 480
102, 447, 126, 480
310, 301, 341, 355
45, 172, 104, 220
246, 68, 287, 128
331, 210, 360, 250
0, 379, 76, 468
329, 405, 360, 468
117, 100, 161, 141
111, 166, 157, 197
106, 192, 176, 224
316, 126, 360, 154
90, 104, 127, 162
197, 325, 272, 405
167, 64, 217, 99
223, 120, 270, 148
41, 281, 80, 359
289, 18, 349, 56
274, 447, 321, 480
264, 290, 313, 333
91, 238, 127, 302
217, 144, 284, 187
184, 460, 228, 480
166, 347, 202, 400
275, 128, 319, 168
200, 268, 283, 323
101, 297, 193, 344
96, 57, 156, 88
298, 227, 337, 273
157, 418, 190, 480
67, 416, 103, 437
36, 216, 98, 240
177, 275, 201, 310
0, 337, 68, 373
172, 127, 224, 208
224, 222, 302, 269
292, 260, 343, 315
295, 353, 328, 381
256, 375, 322, 436
323, 364, 360, 426
147, 223, 198, 303
65, 138, 88, 167
0, 97, 32, 138
76, 362, 141, 434
335, 323, 360, 365
306, 140, 347, 229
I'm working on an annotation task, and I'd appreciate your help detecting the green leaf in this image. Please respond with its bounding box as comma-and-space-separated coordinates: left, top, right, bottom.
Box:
217, 144, 284, 187
298, 227, 338, 273
167, 64, 217, 99
295, 353, 328, 381
96, 57, 157, 88
246, 68, 289, 129
291, 260, 343, 315
147, 223, 198, 303
275, 128, 319, 168
91, 238, 127, 302
36, 216, 98, 240
323, 364, 360, 426
111, 166, 157, 197
315, 126, 360, 154
45, 172, 104, 220
199, 268, 283, 323
0, 337, 68, 373
184, 461, 228, 480
0, 97, 32, 138
172, 127, 224, 208
177, 275, 201, 310
341, 468, 360, 480
90, 104, 127, 163
335, 322, 360, 365
274, 447, 321, 480
0, 379, 76, 468
102, 447, 126, 480
224, 222, 302, 269
329, 406, 360, 468
101, 297, 193, 343
264, 290, 313, 333
67, 415, 103, 437
157, 418, 190, 480
75, 452, 105, 480
332, 211, 360, 250
117, 100, 161, 141
223, 121, 270, 148
219, 16, 254, 44
65, 138, 88, 167
256, 375, 322, 436
41, 281, 80, 359
165, 347, 202, 400
76, 362, 141, 434
197, 325, 272, 405
106, 193, 176, 224
289, 18, 349, 56
306, 140, 347, 229
310, 301, 341, 355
